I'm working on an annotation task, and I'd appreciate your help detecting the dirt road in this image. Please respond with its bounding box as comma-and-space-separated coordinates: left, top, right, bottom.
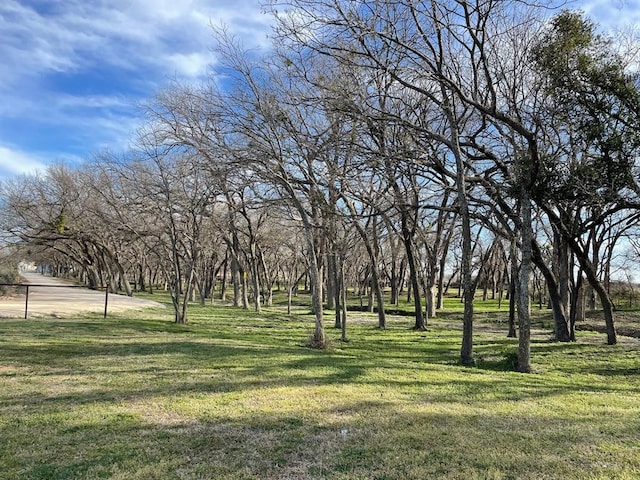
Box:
0, 272, 163, 319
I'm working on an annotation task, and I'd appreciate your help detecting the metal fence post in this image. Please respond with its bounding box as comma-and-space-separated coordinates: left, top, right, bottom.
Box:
24, 285, 29, 319
104, 286, 109, 318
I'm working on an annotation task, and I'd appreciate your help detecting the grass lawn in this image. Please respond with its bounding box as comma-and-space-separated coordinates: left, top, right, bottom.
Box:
0, 298, 639, 479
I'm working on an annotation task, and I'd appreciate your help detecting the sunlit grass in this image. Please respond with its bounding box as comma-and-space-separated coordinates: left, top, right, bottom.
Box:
0, 299, 638, 479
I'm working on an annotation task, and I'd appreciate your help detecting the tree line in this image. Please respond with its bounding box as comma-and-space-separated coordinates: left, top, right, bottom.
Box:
2, 1, 640, 372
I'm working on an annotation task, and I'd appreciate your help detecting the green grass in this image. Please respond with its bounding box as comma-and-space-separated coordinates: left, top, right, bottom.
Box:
0, 300, 639, 479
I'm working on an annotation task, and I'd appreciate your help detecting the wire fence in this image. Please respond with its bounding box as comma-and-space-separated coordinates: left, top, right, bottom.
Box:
0, 283, 109, 319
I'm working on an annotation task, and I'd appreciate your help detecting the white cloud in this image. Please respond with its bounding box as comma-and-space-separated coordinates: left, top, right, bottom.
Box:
0, 91, 136, 131
0, 0, 273, 86
0, 146, 48, 176
166, 52, 215, 79
576, 0, 640, 29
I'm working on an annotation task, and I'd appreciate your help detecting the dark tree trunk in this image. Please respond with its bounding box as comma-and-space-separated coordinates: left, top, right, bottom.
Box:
517, 193, 533, 373
508, 239, 518, 339
403, 229, 425, 330
339, 262, 348, 342
231, 254, 241, 307
531, 240, 571, 342
437, 253, 447, 310
138, 262, 146, 292
220, 254, 228, 301
543, 207, 617, 345
331, 254, 341, 329
569, 273, 584, 341
241, 269, 249, 310
327, 253, 337, 312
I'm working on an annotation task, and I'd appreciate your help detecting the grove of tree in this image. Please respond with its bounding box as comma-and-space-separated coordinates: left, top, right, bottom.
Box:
2, 1, 640, 372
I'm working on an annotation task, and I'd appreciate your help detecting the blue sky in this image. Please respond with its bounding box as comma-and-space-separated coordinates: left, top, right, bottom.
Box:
0, 0, 273, 178
0, 0, 638, 179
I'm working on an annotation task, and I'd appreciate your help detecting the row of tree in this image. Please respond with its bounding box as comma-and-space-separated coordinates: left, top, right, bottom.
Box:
2, 1, 640, 372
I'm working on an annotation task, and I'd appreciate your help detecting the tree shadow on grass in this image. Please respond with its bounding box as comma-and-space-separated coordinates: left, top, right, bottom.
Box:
2, 337, 635, 416
4, 395, 640, 480
2, 315, 639, 417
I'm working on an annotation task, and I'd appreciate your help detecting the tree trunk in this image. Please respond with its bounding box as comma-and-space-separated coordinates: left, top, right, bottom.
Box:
403, 231, 425, 330
437, 253, 447, 310
544, 210, 617, 345
138, 262, 146, 292
555, 231, 571, 327
371, 263, 386, 329
241, 271, 249, 310
367, 275, 374, 313
231, 254, 241, 307
339, 262, 348, 342
531, 240, 571, 342
332, 254, 341, 329
294, 194, 326, 348
443, 99, 474, 365
327, 253, 337, 312
426, 285, 436, 320
594, 281, 617, 345
307, 248, 325, 347
220, 254, 228, 301
249, 247, 261, 313
517, 193, 532, 373
569, 273, 584, 341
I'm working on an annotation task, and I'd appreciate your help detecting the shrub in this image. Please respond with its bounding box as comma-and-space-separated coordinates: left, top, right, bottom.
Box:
0, 268, 19, 296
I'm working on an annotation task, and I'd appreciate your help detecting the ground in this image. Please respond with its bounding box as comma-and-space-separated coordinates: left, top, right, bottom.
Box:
0, 272, 162, 318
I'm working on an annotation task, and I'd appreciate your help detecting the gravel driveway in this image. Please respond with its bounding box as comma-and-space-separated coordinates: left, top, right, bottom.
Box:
0, 272, 163, 319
